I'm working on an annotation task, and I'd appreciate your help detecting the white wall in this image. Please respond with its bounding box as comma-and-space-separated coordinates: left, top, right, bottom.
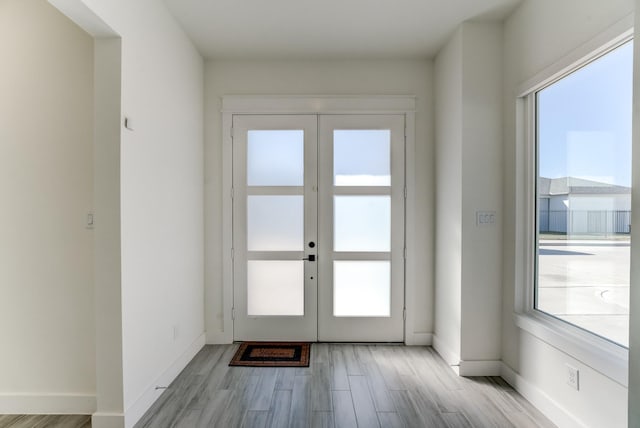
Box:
93, 35, 124, 423
433, 22, 503, 372
459, 22, 503, 368
115, 5, 204, 423
502, 0, 634, 426
49, 0, 206, 426
0, 0, 95, 413
434, 28, 463, 364
204, 59, 434, 343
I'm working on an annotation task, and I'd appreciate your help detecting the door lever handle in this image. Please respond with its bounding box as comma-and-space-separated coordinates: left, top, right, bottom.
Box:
302, 255, 316, 262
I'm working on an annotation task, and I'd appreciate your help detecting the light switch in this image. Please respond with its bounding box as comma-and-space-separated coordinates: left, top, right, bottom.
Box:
476, 211, 496, 227
86, 212, 94, 229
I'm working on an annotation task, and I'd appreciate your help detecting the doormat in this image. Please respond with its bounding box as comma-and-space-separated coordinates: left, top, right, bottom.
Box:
229, 342, 311, 367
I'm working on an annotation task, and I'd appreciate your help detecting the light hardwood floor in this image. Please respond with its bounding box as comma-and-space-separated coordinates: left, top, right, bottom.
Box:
133, 344, 555, 428
0, 415, 90, 428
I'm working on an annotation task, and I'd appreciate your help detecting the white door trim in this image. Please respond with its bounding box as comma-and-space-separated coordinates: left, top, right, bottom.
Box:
217, 95, 418, 344
222, 95, 416, 114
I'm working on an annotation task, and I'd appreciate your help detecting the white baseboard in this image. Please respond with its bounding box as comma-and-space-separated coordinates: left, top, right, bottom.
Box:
458, 360, 502, 376
207, 330, 431, 345
123, 333, 206, 428
432, 335, 460, 367
206, 330, 233, 344
0, 393, 96, 414
500, 363, 587, 428
92, 413, 125, 428
405, 332, 433, 346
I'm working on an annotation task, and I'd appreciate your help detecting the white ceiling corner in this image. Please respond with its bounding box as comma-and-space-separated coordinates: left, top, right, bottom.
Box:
163, 0, 522, 60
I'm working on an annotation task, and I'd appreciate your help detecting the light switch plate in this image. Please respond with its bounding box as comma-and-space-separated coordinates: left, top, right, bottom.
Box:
476, 211, 496, 227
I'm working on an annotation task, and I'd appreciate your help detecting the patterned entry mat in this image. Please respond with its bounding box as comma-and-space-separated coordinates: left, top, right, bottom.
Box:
229, 342, 311, 367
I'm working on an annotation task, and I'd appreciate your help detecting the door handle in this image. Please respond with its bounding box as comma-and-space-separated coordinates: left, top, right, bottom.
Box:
302, 255, 316, 262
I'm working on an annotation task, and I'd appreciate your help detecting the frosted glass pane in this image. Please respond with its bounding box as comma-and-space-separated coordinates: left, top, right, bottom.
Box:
334, 130, 390, 186
248, 261, 304, 316
334, 261, 390, 316
334, 196, 390, 251
248, 196, 303, 251
248, 130, 304, 186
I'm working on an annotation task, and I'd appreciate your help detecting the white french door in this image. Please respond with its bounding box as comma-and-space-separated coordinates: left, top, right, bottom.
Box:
232, 114, 405, 342
232, 115, 318, 341
317, 115, 405, 341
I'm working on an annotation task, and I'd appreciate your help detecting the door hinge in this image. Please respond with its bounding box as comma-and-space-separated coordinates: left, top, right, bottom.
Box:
231, 248, 235, 260
404, 187, 407, 199
231, 307, 236, 320
230, 127, 235, 138
230, 187, 235, 199
403, 247, 407, 259
403, 308, 407, 321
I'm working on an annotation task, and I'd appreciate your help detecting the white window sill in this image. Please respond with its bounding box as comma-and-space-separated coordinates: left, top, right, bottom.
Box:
514, 310, 628, 387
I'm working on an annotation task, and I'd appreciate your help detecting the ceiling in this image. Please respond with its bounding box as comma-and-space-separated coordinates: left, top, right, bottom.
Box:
163, 0, 522, 60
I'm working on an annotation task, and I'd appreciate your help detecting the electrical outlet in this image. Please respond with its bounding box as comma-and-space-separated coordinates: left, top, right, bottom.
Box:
566, 364, 579, 390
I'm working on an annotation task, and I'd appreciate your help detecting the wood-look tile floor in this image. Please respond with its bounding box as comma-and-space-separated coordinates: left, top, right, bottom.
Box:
0, 415, 90, 428
134, 344, 556, 428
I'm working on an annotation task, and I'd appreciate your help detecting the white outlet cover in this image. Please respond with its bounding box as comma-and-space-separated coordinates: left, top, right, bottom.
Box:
566, 364, 579, 390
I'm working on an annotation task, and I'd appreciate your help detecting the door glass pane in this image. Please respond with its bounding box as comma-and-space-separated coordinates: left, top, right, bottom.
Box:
334, 196, 390, 251
248, 261, 304, 316
248, 195, 303, 251
334, 130, 390, 186
248, 130, 304, 186
334, 261, 390, 316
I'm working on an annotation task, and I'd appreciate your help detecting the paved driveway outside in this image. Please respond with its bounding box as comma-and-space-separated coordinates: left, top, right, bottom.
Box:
537, 239, 630, 347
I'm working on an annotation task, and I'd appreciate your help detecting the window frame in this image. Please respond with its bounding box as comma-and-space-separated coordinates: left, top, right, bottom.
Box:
514, 20, 632, 387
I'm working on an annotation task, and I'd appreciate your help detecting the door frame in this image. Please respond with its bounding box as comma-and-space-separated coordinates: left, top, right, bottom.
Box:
219, 95, 419, 344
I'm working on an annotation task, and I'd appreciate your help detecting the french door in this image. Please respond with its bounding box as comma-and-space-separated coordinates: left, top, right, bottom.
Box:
232, 114, 405, 341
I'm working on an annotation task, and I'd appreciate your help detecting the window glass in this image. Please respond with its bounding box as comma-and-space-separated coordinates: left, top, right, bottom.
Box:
334, 130, 391, 186
247, 130, 304, 186
334, 196, 390, 252
248, 261, 304, 316
247, 196, 304, 251
333, 261, 390, 317
535, 41, 632, 347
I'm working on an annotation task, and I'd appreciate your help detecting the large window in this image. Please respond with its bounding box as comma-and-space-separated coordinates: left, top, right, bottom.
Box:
535, 40, 633, 348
